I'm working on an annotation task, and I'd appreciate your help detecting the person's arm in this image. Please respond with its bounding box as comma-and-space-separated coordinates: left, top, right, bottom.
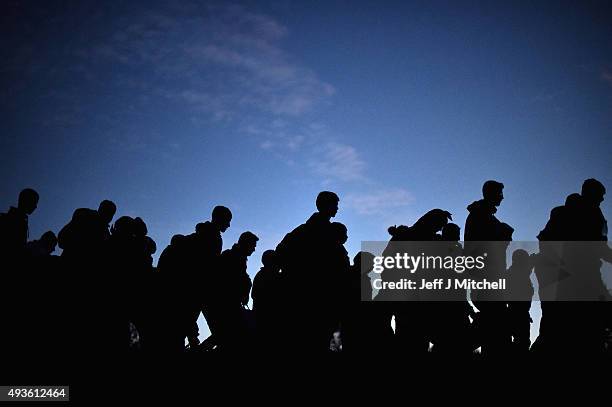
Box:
241, 271, 252, 306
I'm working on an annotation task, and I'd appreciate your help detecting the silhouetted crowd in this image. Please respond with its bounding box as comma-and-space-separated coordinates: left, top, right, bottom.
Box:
0, 179, 610, 363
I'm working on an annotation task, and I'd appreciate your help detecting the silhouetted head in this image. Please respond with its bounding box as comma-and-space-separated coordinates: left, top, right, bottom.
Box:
482, 180, 504, 207
511, 249, 530, 271
442, 223, 461, 242
261, 249, 277, 269
415, 209, 452, 234
134, 217, 148, 237
18, 188, 39, 215
145, 236, 157, 255
316, 191, 339, 219
97, 200, 116, 226
330, 222, 348, 245
40, 231, 57, 254
237, 231, 258, 256
171, 234, 185, 246
388, 225, 411, 240
353, 251, 375, 274
112, 216, 135, 237
565, 193, 582, 208
581, 178, 605, 207
71, 207, 98, 226
212, 206, 232, 232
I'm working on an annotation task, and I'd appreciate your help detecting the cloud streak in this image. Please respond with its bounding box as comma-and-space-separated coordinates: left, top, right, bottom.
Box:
5, 2, 411, 206
3, 2, 336, 154
310, 142, 367, 183
345, 188, 414, 215
81, 3, 334, 120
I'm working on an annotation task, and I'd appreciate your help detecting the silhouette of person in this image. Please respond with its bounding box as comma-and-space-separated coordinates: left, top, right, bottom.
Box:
275, 191, 343, 353
464, 180, 513, 357
0, 188, 39, 261
57, 207, 106, 262
319, 221, 350, 348
132, 216, 156, 269
106, 216, 141, 353
133, 216, 147, 237
531, 193, 581, 353
54, 204, 119, 369
252, 249, 284, 352
342, 251, 393, 355
441, 223, 460, 242
506, 249, 534, 354
554, 179, 611, 354
203, 231, 258, 352
189, 207, 232, 345
537, 193, 582, 242
139, 231, 158, 351
10, 228, 60, 363
429, 223, 475, 356
380, 209, 452, 357
252, 250, 281, 311
98, 200, 117, 241
154, 233, 188, 352
465, 180, 512, 242
144, 236, 156, 268
165, 206, 232, 351
107, 216, 157, 352
158, 234, 186, 272
25, 230, 57, 258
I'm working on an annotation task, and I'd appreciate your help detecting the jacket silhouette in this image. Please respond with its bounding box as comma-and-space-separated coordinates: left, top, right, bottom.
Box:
275, 191, 341, 353
430, 223, 475, 356
0, 188, 39, 261
169, 206, 231, 350
380, 208, 452, 356
506, 249, 534, 354
553, 179, 611, 355
464, 180, 513, 357
531, 193, 580, 353
203, 231, 258, 352
58, 207, 107, 262
252, 250, 285, 351
342, 252, 393, 355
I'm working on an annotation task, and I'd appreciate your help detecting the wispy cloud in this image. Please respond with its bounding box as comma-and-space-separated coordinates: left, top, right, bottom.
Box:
345, 188, 414, 215
80, 3, 334, 121
4, 2, 337, 154
6, 2, 412, 204
246, 120, 322, 154
309, 142, 367, 183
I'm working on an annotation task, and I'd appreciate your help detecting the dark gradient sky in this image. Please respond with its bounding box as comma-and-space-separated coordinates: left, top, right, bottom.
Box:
2, 1, 611, 339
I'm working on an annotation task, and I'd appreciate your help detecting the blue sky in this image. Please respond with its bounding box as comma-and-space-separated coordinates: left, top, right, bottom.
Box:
2, 0, 611, 341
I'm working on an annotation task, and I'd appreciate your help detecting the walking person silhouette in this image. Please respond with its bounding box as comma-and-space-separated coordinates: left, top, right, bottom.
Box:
464, 180, 513, 357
